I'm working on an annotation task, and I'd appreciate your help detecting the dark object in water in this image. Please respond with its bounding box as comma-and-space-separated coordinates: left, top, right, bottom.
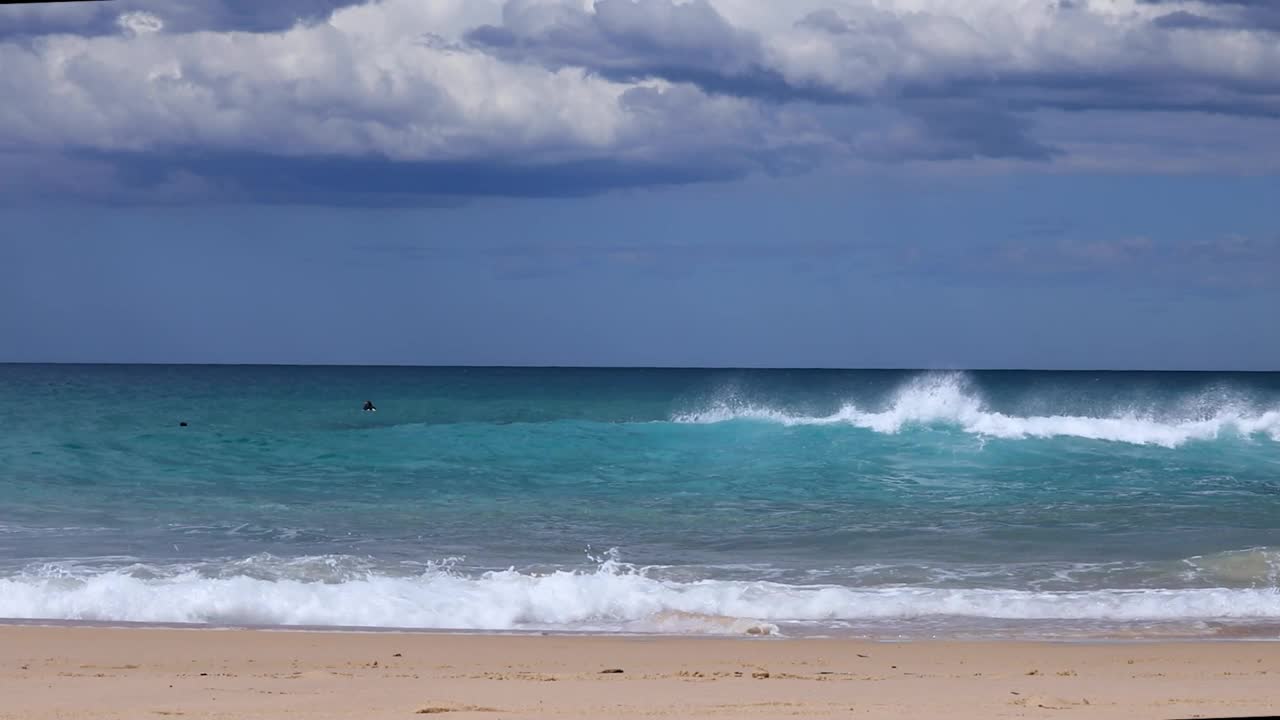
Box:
179, 422, 188, 427
363, 400, 376, 412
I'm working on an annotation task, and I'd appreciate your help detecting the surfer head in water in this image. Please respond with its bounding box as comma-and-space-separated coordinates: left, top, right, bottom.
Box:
363, 400, 376, 412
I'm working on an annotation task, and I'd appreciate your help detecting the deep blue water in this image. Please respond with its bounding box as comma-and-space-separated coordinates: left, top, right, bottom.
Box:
1, 365, 1278, 637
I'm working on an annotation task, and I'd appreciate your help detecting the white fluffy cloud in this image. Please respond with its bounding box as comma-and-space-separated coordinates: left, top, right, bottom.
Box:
0, 0, 1277, 203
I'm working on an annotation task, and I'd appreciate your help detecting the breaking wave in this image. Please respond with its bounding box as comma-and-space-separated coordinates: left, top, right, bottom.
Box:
672, 372, 1280, 448
3, 554, 1279, 635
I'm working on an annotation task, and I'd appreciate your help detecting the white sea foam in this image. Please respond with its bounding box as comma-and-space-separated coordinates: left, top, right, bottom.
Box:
1185, 548, 1280, 586
672, 373, 1280, 448
2, 557, 1279, 634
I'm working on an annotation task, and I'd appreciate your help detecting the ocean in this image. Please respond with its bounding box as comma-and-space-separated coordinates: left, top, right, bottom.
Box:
1, 364, 1278, 639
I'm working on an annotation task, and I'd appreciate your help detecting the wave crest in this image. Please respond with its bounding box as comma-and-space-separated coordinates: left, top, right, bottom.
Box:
672, 372, 1280, 448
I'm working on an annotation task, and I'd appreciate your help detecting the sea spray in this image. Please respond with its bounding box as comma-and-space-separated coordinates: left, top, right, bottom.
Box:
672, 371, 1280, 447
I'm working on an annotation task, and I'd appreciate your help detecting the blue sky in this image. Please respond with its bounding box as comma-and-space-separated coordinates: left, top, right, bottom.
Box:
1, 0, 1277, 369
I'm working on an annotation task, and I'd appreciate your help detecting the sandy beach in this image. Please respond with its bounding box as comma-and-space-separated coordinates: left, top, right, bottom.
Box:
2, 626, 1278, 719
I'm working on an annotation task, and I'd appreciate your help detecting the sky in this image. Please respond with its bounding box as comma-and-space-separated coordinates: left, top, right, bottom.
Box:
0, 0, 1277, 370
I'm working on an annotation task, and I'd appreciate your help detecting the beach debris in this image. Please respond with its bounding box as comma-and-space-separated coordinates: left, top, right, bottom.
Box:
393, 653, 403, 657
751, 671, 770, 679
599, 668, 624, 674
416, 705, 500, 714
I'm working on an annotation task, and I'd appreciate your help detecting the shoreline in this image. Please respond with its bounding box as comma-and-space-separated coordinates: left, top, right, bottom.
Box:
5, 625, 1280, 719
4, 617, 1280, 643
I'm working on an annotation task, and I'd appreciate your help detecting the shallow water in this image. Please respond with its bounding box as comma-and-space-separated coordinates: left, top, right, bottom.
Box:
2, 365, 1278, 637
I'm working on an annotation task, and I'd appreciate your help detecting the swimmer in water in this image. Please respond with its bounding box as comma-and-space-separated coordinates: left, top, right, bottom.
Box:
363, 400, 376, 412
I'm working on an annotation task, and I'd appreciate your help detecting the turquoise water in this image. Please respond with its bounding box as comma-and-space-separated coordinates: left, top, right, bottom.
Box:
1, 365, 1278, 638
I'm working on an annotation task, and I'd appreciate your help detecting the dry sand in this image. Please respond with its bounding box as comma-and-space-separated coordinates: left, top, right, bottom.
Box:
3, 625, 1279, 719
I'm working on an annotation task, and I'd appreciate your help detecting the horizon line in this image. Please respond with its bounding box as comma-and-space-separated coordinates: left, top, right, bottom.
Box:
0, 361, 1276, 374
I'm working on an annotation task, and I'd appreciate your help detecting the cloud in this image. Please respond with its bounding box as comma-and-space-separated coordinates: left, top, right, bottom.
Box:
0, 0, 362, 39
62, 147, 763, 204
0, 11, 815, 202
1152, 10, 1227, 30
1140, 0, 1280, 31
1, 0, 1279, 204
466, 0, 846, 104
860, 101, 1061, 162
470, 2, 1280, 113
